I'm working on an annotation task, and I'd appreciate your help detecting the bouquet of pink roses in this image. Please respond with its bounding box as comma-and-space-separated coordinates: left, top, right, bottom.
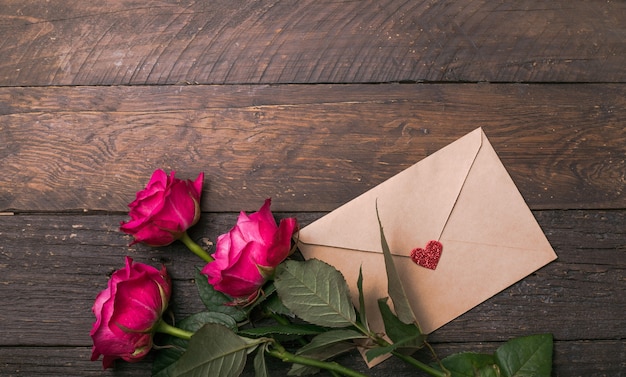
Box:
90, 170, 553, 377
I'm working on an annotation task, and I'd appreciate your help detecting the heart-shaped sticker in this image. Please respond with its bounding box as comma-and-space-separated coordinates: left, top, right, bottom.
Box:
410, 240, 443, 270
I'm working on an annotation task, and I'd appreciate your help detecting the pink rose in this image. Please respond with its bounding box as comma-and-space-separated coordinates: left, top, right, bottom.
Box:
90, 257, 171, 369
202, 199, 298, 303
120, 169, 204, 246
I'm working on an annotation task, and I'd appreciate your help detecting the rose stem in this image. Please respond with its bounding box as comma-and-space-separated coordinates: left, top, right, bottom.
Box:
179, 232, 214, 263
267, 342, 368, 377
155, 321, 193, 340
391, 351, 449, 377
367, 332, 449, 377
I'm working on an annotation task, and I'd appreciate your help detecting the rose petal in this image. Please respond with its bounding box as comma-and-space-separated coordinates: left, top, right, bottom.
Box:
265, 217, 298, 266
111, 278, 163, 332
90, 257, 170, 369
190, 172, 204, 199
202, 199, 297, 302
119, 170, 204, 247
248, 199, 276, 228
152, 181, 197, 228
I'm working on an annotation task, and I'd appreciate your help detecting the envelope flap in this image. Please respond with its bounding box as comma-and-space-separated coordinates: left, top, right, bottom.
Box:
299, 128, 484, 256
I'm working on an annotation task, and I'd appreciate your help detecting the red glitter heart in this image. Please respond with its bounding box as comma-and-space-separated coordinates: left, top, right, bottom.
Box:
410, 240, 443, 270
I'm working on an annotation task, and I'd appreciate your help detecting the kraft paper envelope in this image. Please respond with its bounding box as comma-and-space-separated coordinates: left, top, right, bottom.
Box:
298, 127, 557, 362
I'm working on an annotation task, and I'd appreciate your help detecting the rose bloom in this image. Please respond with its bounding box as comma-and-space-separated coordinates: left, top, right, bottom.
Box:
202, 199, 298, 304
90, 257, 171, 369
120, 169, 203, 246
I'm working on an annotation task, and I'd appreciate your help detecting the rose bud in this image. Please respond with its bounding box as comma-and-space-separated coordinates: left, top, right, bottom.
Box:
120, 169, 204, 246
90, 257, 171, 369
202, 199, 298, 304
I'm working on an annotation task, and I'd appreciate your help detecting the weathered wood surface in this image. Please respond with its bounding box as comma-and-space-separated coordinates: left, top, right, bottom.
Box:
2, 84, 625, 213
0, 211, 624, 376
1, 0, 624, 376
1, 0, 625, 86
2, 211, 624, 344
0, 340, 623, 377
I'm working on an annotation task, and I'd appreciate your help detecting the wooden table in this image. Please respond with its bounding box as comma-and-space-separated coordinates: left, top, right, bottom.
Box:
1, 1, 624, 376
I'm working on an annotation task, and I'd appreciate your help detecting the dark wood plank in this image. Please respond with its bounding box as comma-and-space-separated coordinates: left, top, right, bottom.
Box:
1, 211, 623, 345
1, 0, 624, 86
2, 84, 625, 212
0, 211, 624, 375
2, 2, 622, 377
0, 340, 623, 377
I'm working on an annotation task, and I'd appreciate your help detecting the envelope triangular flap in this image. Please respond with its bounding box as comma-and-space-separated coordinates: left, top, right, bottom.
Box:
392, 130, 557, 333
298, 128, 483, 256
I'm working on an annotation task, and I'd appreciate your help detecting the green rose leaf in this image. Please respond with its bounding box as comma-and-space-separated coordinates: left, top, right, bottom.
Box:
474, 365, 503, 377
439, 334, 553, 377
288, 342, 357, 376
259, 286, 294, 317
357, 266, 369, 331
440, 352, 497, 377
195, 268, 247, 322
179, 311, 238, 332
377, 297, 423, 344
171, 323, 249, 377
263, 294, 293, 316
376, 206, 418, 325
377, 298, 424, 348
152, 335, 187, 377
238, 323, 327, 338
246, 281, 277, 311
152, 312, 238, 376
296, 329, 365, 355
275, 259, 357, 328
288, 330, 363, 376
494, 334, 553, 377
253, 343, 269, 377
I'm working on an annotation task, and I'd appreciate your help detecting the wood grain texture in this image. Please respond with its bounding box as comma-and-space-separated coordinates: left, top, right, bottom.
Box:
1, 0, 624, 86
0, 340, 624, 377
2, 1, 624, 376
0, 211, 624, 374
2, 84, 625, 212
